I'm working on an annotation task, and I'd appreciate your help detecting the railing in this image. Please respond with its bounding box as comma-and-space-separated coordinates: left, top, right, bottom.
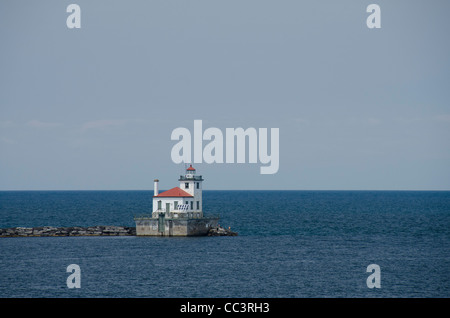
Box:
178, 175, 204, 181
134, 213, 220, 220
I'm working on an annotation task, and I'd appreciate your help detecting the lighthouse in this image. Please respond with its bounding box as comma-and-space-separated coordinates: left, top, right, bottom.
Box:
178, 165, 203, 213
151, 165, 204, 218
134, 165, 218, 236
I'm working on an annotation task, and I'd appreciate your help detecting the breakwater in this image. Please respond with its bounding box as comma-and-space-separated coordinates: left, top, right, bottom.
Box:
207, 226, 238, 236
0, 226, 136, 237
0, 225, 237, 237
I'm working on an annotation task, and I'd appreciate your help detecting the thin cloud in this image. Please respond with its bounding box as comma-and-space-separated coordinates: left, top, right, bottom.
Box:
0, 121, 15, 128
81, 119, 129, 131
80, 118, 150, 132
26, 119, 63, 129
0, 137, 16, 144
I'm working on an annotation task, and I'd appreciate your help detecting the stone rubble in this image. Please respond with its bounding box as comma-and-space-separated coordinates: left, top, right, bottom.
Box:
0, 226, 136, 237
207, 226, 238, 236
0, 225, 238, 237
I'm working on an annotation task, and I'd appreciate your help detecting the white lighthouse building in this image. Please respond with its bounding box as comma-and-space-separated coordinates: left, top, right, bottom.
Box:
134, 165, 218, 236
152, 165, 204, 218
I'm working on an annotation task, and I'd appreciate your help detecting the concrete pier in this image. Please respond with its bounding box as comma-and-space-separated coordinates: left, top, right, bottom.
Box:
134, 215, 220, 236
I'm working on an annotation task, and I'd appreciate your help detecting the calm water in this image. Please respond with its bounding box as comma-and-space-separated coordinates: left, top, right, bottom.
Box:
0, 190, 449, 298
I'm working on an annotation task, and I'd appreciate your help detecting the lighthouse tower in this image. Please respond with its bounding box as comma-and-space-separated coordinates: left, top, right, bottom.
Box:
179, 165, 204, 214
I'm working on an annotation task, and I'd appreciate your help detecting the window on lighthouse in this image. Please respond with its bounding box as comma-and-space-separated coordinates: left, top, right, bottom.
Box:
185, 182, 189, 189
196, 182, 199, 189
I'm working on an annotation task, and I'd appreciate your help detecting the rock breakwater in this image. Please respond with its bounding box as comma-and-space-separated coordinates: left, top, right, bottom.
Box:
207, 226, 238, 236
0, 225, 238, 237
0, 226, 136, 237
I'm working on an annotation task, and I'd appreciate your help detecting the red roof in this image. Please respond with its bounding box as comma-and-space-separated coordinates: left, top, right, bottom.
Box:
154, 187, 193, 197
187, 165, 196, 171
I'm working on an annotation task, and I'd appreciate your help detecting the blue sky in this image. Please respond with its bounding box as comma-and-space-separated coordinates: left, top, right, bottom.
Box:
1, 0, 449, 190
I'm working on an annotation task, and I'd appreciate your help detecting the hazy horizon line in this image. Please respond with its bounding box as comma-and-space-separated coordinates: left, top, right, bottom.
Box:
1, 189, 449, 192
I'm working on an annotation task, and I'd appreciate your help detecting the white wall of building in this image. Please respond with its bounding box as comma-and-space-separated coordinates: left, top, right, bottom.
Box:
152, 196, 201, 213
179, 180, 203, 212
152, 166, 204, 216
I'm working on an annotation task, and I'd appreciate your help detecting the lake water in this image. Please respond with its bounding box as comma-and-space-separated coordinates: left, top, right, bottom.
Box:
0, 190, 449, 298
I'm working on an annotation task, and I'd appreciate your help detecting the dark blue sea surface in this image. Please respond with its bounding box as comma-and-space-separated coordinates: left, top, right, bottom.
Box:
1, 190, 449, 298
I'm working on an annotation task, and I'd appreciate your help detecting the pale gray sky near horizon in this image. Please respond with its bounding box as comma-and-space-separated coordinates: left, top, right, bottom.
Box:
1, 0, 449, 190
